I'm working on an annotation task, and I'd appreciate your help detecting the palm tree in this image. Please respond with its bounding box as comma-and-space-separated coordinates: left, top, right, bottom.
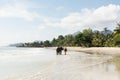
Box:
114, 23, 120, 34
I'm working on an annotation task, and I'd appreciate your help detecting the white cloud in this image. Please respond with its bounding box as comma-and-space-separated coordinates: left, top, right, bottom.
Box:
38, 25, 46, 29
0, 3, 40, 21
38, 4, 120, 33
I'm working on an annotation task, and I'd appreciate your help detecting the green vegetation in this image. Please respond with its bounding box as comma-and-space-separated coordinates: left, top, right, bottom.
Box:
18, 23, 120, 47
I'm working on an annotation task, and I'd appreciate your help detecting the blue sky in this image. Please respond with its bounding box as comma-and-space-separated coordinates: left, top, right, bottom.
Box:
0, 0, 120, 45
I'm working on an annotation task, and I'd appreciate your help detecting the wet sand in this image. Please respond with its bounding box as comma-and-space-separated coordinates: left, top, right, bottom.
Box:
1, 47, 120, 80
21, 51, 120, 80
8, 51, 119, 80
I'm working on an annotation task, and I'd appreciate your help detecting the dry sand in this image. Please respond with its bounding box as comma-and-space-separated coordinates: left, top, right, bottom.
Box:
68, 47, 120, 55
49, 47, 120, 56
67, 47, 120, 55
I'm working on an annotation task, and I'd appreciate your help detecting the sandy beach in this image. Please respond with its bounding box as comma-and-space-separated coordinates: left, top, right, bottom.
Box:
50, 47, 120, 56
66, 47, 120, 56
0, 47, 120, 80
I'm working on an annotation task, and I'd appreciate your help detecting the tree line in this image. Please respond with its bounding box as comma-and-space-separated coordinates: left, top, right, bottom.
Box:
18, 23, 120, 47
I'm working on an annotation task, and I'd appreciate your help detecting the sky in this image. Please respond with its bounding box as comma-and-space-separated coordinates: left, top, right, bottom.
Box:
0, 0, 120, 46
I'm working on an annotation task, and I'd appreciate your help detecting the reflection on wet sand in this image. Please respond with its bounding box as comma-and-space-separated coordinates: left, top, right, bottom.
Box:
113, 56, 120, 74
22, 51, 120, 80
1, 48, 120, 80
